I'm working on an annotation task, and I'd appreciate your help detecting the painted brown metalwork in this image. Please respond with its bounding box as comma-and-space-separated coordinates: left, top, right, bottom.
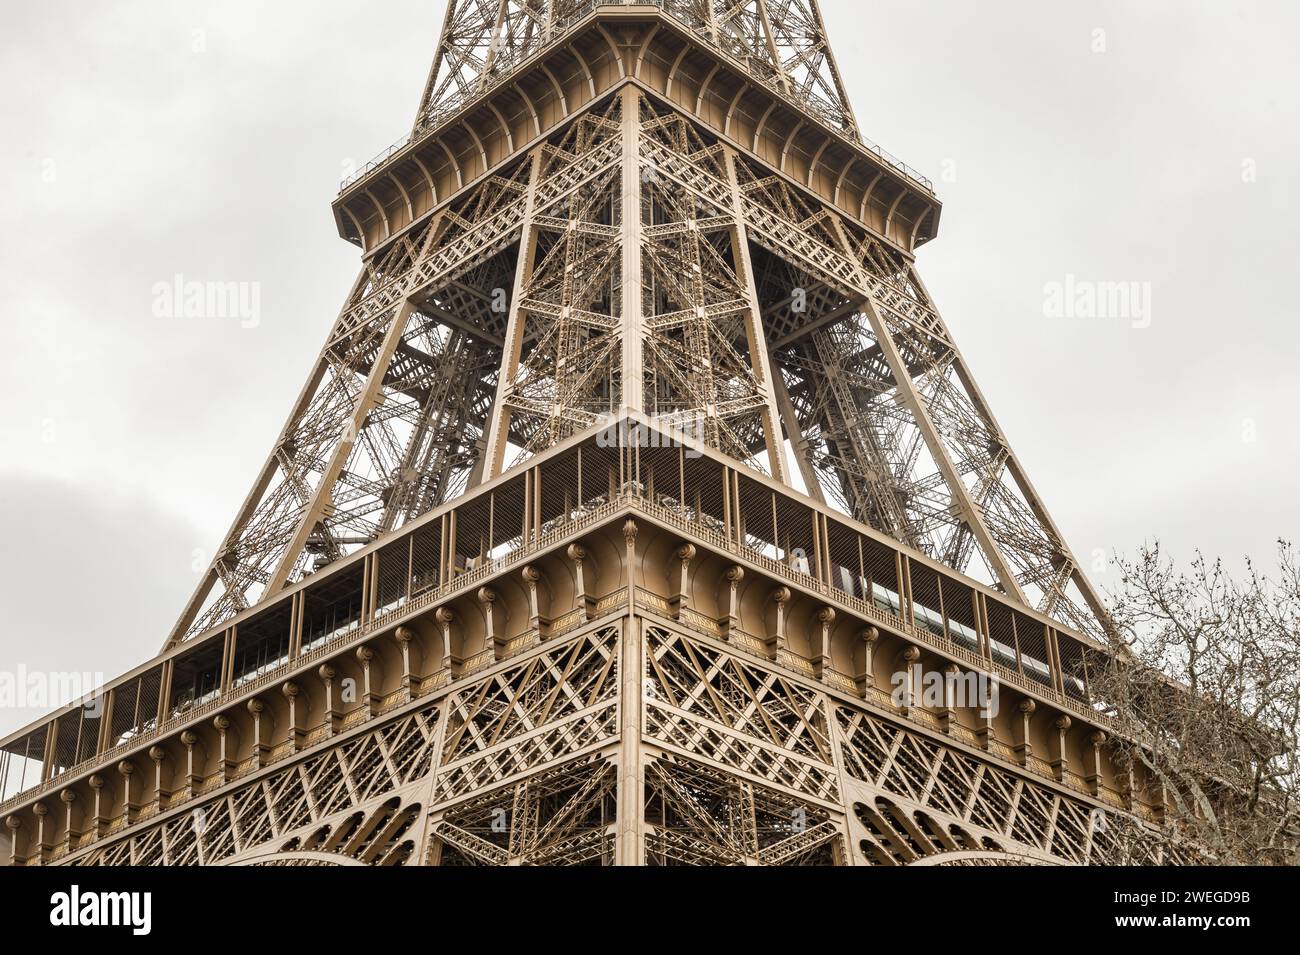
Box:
0, 2, 1185, 867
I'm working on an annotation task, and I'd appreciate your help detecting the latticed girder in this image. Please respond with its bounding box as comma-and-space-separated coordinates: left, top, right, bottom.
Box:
623, 99, 1110, 637
170, 107, 629, 645
170, 82, 1109, 648
0, 3, 1197, 874
415, 0, 860, 141
44, 612, 1197, 867
171, 1, 1108, 646
485, 90, 788, 481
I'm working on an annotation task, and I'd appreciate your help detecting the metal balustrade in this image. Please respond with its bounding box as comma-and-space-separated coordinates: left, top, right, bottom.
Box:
340, 1, 932, 194
1, 430, 1118, 817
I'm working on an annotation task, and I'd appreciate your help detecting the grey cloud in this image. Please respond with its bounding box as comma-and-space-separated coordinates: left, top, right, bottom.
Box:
0, 477, 201, 736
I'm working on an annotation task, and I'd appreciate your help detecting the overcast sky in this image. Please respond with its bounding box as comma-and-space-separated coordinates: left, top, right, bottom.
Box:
1, 0, 1296, 736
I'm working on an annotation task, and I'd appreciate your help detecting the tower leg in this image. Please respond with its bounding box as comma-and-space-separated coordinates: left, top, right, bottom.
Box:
616, 520, 644, 865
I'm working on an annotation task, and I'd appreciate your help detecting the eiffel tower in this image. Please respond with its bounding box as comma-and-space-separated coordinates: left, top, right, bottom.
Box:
1, 1, 1198, 867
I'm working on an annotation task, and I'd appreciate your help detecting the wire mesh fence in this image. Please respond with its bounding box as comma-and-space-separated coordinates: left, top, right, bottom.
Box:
1057, 633, 1091, 703
375, 538, 410, 619
49, 700, 102, 778
230, 601, 293, 691
1016, 617, 1056, 691
167, 639, 225, 721
301, 562, 366, 657
0, 725, 48, 802
107, 667, 163, 751
0, 427, 1106, 812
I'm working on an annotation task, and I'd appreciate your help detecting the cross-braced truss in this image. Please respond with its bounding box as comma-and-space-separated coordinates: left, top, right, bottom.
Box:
3, 2, 1185, 872
638, 101, 785, 476
635, 109, 1107, 634
432, 758, 617, 865
170, 108, 626, 645
64, 620, 1190, 867
434, 624, 621, 803
172, 5, 1107, 650
76, 707, 441, 866
836, 705, 1200, 866
169, 170, 527, 643
415, 0, 859, 140
645, 754, 841, 865
486, 98, 627, 471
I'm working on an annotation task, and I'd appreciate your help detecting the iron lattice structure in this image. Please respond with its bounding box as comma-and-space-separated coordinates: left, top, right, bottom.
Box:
1, 1, 1193, 868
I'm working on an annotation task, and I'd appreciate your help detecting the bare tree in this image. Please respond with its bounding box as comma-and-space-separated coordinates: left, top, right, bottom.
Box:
1094, 540, 1300, 863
